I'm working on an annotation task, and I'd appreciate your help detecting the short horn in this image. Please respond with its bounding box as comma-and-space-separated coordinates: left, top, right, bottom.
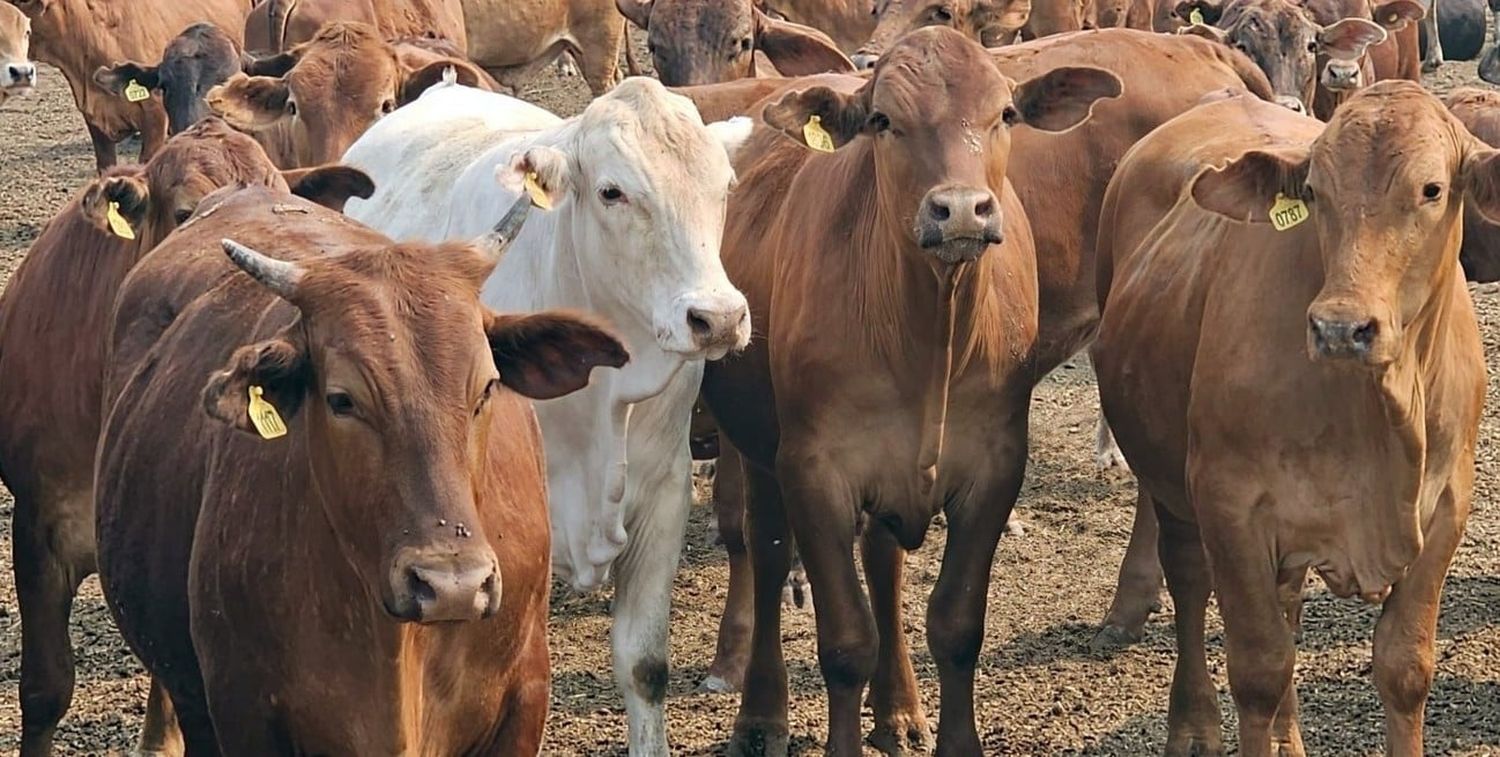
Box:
475, 194, 533, 263
221, 238, 304, 299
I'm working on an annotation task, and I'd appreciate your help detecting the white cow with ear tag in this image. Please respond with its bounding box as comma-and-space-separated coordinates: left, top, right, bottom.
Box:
342, 75, 752, 756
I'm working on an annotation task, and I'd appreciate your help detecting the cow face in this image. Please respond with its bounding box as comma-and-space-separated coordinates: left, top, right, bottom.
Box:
1024, 0, 1097, 39
1192, 82, 1500, 365
203, 203, 628, 623
499, 78, 753, 359
0, 2, 34, 102
852, 0, 1031, 69
765, 27, 1119, 265
619, 0, 853, 85
205, 22, 478, 167
1177, 0, 1385, 114
95, 23, 244, 135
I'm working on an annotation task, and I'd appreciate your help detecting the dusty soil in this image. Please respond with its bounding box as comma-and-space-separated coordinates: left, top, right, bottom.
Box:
3, 33, 1500, 757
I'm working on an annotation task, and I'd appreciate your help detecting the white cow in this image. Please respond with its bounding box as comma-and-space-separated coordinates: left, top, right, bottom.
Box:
342, 76, 752, 755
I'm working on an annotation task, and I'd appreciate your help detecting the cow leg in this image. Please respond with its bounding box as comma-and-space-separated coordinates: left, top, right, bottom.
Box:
863, 524, 929, 755
577, 18, 627, 95
490, 635, 551, 755
926, 422, 1027, 756
705, 444, 752, 693
1156, 505, 1222, 756
1093, 487, 1165, 650
14, 488, 94, 757
86, 122, 119, 173
1421, 0, 1445, 71
1373, 483, 1468, 756
133, 677, 184, 756
609, 472, 693, 757
1094, 413, 1128, 471
730, 463, 794, 756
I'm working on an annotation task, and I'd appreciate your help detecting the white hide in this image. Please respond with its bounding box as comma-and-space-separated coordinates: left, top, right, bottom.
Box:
342, 78, 751, 756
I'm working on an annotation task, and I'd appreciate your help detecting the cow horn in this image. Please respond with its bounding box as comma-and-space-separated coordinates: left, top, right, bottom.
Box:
221, 238, 305, 299
475, 194, 533, 264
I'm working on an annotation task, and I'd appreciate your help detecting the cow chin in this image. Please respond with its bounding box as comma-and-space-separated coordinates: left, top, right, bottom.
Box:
921, 235, 996, 265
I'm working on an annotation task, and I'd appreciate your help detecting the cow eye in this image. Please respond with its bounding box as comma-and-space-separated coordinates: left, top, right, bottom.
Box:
599, 185, 626, 204
286, 99, 298, 116
933, 6, 954, 21
475, 377, 500, 416
739, 37, 752, 52
174, 208, 192, 225
1002, 104, 1019, 126
867, 111, 891, 133
1422, 182, 1443, 201
1305, 40, 1318, 53
326, 392, 356, 416
380, 98, 396, 114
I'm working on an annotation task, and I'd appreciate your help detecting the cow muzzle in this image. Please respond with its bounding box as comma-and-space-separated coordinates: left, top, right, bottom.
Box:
387, 547, 501, 623
916, 185, 1004, 264
1307, 300, 1388, 363
663, 290, 751, 359
2, 61, 35, 91
852, 52, 880, 70
1320, 59, 1363, 92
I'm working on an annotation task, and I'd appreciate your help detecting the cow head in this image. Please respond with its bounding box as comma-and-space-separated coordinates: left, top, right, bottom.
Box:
1176, 0, 1385, 114
0, 2, 34, 102
766, 27, 1118, 265
205, 22, 481, 167
95, 23, 245, 136
203, 199, 628, 623
618, 0, 853, 86
1191, 82, 1500, 366
852, 0, 1031, 69
1024, 0, 1097, 39
497, 78, 753, 359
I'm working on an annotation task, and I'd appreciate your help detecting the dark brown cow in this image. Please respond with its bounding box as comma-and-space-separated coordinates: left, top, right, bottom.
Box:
616, 0, 853, 86
94, 23, 248, 136
853, 0, 1031, 67
1093, 83, 1487, 755
207, 21, 485, 167
700, 27, 1119, 755
1, 117, 370, 757
8, 0, 253, 171
1176, 0, 1386, 115
94, 189, 626, 754
0, 2, 35, 101
243, 0, 466, 54
1445, 87, 1500, 282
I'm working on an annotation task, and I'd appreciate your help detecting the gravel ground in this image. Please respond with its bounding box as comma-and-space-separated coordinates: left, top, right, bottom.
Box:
2, 32, 1500, 757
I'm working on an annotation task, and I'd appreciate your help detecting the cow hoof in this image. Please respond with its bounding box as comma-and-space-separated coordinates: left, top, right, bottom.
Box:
1004, 516, 1028, 537
868, 715, 933, 755
1422, 58, 1443, 73
1095, 446, 1130, 473
1166, 737, 1226, 757
698, 673, 740, 694
1089, 622, 1144, 652
728, 722, 791, 757
782, 569, 811, 610
555, 57, 580, 77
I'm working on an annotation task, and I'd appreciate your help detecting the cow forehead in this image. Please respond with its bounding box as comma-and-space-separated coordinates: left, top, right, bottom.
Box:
0, 5, 26, 47
650, 0, 752, 41
1313, 84, 1463, 192
1225, 0, 1316, 34
871, 30, 1006, 118
289, 48, 400, 95
572, 80, 734, 188
149, 124, 280, 194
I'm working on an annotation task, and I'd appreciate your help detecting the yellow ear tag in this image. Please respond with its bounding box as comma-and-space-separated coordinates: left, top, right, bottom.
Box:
247, 385, 288, 440
105, 202, 136, 240
124, 79, 151, 103
523, 171, 553, 210
802, 115, 835, 153
1188, 7, 1205, 24
1268, 192, 1309, 231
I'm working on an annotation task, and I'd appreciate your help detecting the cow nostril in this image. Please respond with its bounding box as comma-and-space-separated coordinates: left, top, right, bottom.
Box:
1352, 320, 1377, 347
929, 200, 951, 221
406, 568, 437, 606
687, 309, 713, 338
974, 198, 995, 218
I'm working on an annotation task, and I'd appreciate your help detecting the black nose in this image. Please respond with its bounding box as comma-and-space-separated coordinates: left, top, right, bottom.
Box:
8, 65, 34, 82
1309, 315, 1377, 357
851, 52, 879, 70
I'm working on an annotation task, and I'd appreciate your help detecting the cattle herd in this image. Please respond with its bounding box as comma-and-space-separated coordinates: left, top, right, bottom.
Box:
1, 0, 1500, 754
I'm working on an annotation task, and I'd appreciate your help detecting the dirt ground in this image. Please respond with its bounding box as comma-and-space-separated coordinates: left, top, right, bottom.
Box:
3, 33, 1500, 757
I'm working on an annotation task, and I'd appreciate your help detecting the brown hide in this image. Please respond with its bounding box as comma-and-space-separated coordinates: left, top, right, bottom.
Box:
243, 0, 466, 54
462, 0, 625, 95
1446, 86, 1500, 282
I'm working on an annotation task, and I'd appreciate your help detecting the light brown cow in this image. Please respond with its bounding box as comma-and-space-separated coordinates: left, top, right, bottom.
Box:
0, 2, 34, 102
699, 27, 1119, 755
94, 188, 626, 753
761, 0, 877, 49
1296, 0, 1421, 118
243, 0, 466, 54
207, 21, 485, 167
853, 0, 1031, 67
8, 0, 253, 171
617, 0, 854, 86
1445, 86, 1500, 282
1094, 83, 1487, 755
0, 117, 371, 757
462, 0, 625, 95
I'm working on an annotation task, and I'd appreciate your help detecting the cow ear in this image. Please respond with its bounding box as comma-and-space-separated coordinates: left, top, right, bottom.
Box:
754, 9, 855, 77
282, 165, 376, 211
94, 62, 159, 95
496, 146, 573, 204
1371, 0, 1424, 30
80, 173, 150, 234
243, 50, 300, 78
485, 310, 629, 399
616, 0, 655, 29
1177, 22, 1227, 42
202, 325, 311, 435
400, 61, 483, 106
706, 116, 754, 161
1190, 147, 1311, 223
207, 73, 292, 132
761, 84, 870, 150
1463, 147, 1500, 225
1010, 66, 1123, 133
1174, 0, 1222, 24
1318, 18, 1386, 59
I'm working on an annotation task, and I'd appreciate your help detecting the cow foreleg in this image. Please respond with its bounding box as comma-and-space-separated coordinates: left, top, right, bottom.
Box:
132, 678, 184, 757
1157, 507, 1224, 756
1092, 488, 1165, 650
1373, 481, 1469, 756
609, 479, 692, 757
577, 17, 627, 95
863, 525, 930, 756
704, 445, 752, 693
729, 462, 793, 757
1421, 0, 1445, 71
86, 122, 119, 174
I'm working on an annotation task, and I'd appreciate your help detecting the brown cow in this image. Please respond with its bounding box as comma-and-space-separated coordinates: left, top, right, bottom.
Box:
1296, 0, 1422, 118
1093, 83, 1487, 755
462, 0, 625, 95
761, 0, 878, 49
0, 2, 34, 101
617, 0, 853, 86
1176, 0, 1387, 115
243, 0, 466, 54
8, 0, 253, 171
207, 21, 485, 167
853, 0, 1032, 67
1, 117, 371, 757
1445, 87, 1500, 282
94, 188, 625, 754
94, 23, 248, 136
699, 27, 1119, 755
